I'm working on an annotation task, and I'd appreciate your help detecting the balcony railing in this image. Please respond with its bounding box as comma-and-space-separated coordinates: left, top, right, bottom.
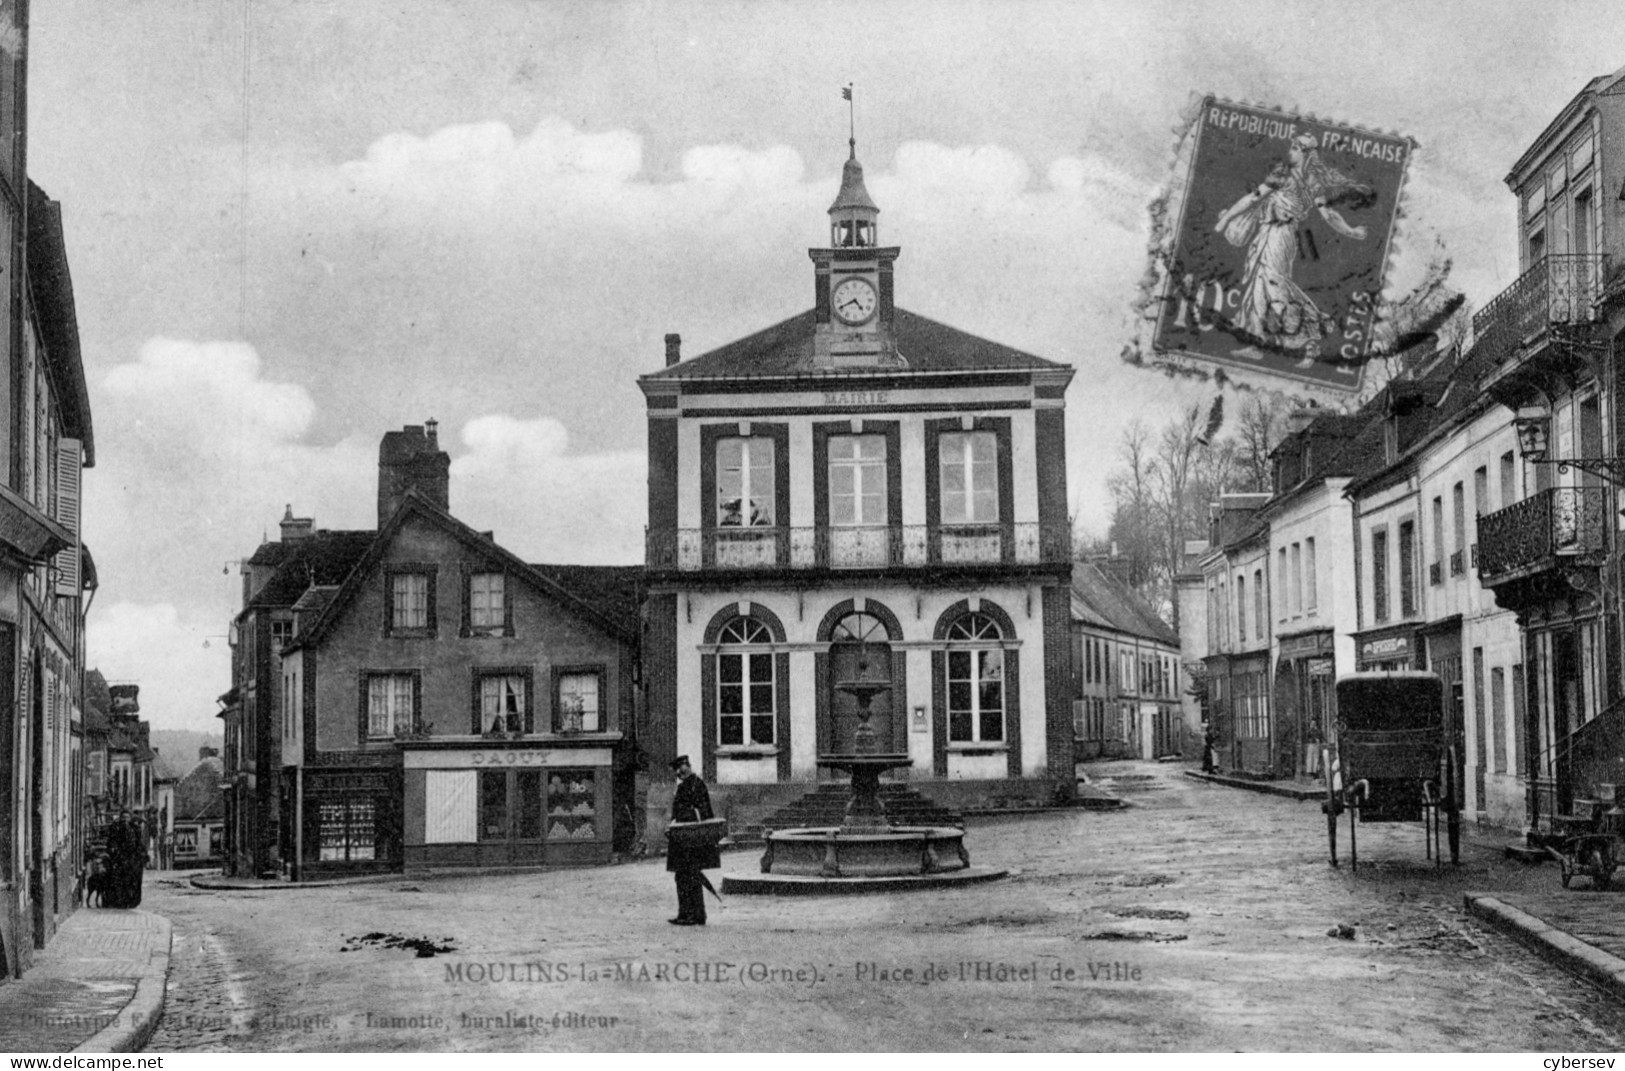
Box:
646, 522, 1073, 573
1470, 253, 1605, 370
1476, 486, 1607, 583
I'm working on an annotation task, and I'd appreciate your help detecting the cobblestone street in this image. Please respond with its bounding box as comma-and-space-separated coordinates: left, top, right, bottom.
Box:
127, 762, 1625, 1052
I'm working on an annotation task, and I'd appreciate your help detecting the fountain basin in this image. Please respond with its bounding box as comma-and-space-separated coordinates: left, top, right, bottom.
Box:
760, 825, 969, 877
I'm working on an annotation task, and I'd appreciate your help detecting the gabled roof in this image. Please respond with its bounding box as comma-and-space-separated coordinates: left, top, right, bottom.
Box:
1071, 561, 1178, 647
641, 307, 1070, 383
527, 564, 643, 638
290, 494, 638, 650
174, 757, 225, 821
245, 530, 373, 612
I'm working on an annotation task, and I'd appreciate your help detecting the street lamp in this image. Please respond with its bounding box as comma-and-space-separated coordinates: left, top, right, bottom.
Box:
1513, 405, 1625, 485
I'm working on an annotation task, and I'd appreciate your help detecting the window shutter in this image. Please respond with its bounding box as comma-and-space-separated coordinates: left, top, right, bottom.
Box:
54, 437, 81, 596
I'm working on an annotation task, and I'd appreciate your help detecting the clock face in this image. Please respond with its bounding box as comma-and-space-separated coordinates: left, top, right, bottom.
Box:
831, 277, 878, 325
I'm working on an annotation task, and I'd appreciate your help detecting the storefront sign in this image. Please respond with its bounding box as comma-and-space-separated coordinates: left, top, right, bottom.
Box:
1306, 657, 1335, 678
404, 748, 614, 770
1151, 98, 1412, 394
1360, 634, 1411, 662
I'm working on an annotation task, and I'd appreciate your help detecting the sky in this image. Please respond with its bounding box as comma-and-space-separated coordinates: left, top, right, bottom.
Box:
25, 0, 1625, 732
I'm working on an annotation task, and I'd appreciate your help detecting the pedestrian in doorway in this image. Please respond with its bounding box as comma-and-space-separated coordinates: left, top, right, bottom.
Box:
666, 756, 719, 926
1201, 721, 1217, 773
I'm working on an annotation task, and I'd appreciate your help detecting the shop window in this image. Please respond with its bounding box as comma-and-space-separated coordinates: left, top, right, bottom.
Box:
545, 769, 597, 841
317, 798, 376, 862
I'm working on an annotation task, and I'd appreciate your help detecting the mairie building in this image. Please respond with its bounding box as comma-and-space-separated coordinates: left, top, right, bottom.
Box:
638, 139, 1075, 833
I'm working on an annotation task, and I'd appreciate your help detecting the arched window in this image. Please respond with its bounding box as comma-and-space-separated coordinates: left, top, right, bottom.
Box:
831, 611, 887, 646
717, 618, 776, 745
945, 612, 1004, 743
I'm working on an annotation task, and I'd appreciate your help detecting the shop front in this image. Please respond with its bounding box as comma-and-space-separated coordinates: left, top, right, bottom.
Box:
1205, 651, 1272, 775
1275, 630, 1335, 777
400, 740, 616, 869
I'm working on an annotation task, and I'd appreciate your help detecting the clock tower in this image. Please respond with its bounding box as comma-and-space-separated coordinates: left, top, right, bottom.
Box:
810, 139, 902, 367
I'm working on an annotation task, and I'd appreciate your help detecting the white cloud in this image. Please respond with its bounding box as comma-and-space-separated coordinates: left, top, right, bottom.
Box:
87, 601, 229, 733
451, 414, 645, 565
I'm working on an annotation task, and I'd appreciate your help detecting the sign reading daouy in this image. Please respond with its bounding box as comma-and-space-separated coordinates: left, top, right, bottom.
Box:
1153, 99, 1413, 393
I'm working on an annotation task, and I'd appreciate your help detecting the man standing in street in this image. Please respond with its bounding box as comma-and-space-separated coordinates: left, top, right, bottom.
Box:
667, 756, 719, 926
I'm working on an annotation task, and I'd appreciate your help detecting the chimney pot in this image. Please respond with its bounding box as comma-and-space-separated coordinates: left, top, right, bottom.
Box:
664, 333, 682, 367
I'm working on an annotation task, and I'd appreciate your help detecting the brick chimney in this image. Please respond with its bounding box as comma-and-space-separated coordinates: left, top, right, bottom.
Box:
664, 333, 682, 367
378, 420, 451, 526
279, 504, 314, 542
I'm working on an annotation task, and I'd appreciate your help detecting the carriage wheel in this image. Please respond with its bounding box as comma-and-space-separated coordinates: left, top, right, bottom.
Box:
1561, 852, 1575, 889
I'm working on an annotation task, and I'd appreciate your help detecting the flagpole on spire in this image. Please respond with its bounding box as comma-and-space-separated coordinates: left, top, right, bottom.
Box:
842, 83, 855, 156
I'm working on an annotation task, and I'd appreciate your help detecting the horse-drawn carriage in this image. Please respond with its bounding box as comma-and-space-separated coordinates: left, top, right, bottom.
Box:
1322, 671, 1461, 870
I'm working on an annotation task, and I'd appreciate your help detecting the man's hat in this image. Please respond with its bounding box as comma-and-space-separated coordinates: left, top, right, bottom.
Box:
669, 755, 691, 771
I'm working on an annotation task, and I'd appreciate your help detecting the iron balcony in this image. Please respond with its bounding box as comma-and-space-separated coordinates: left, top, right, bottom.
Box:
645, 522, 1073, 575
1476, 486, 1607, 585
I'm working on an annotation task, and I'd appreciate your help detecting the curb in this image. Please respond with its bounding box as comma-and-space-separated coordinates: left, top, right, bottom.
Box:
74, 911, 172, 1054
1183, 769, 1323, 801
1464, 893, 1625, 1000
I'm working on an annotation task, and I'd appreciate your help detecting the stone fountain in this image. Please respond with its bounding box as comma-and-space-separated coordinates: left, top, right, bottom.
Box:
723, 645, 1005, 893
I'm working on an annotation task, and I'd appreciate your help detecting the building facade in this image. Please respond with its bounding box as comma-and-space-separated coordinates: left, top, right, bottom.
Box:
262, 425, 641, 880
1198, 494, 1275, 775
638, 141, 1074, 836
1071, 560, 1182, 761
0, 0, 96, 976
1469, 65, 1625, 833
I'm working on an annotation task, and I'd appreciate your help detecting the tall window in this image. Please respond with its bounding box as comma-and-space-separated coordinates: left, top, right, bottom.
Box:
1253, 568, 1264, 641
1431, 496, 1444, 575
367, 674, 415, 738
946, 613, 1004, 742
1291, 543, 1303, 614
1452, 482, 1466, 574
1304, 538, 1317, 611
391, 572, 429, 630
478, 674, 526, 734
1277, 547, 1287, 621
469, 573, 505, 630
557, 671, 602, 732
1399, 521, 1417, 617
1372, 529, 1390, 623
1499, 451, 1516, 507
1236, 574, 1246, 642
717, 437, 774, 527
717, 618, 775, 745
830, 435, 887, 526
939, 431, 998, 524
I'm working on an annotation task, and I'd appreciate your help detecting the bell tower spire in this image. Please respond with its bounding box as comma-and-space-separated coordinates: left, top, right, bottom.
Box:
809, 85, 901, 368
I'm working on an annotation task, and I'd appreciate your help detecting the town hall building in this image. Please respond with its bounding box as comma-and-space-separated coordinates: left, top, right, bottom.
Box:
639, 138, 1075, 832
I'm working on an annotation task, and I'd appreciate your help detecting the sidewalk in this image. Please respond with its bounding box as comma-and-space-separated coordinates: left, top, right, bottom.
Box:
1183, 767, 1325, 801
1467, 887, 1625, 1001
0, 907, 171, 1054
1185, 762, 1625, 1002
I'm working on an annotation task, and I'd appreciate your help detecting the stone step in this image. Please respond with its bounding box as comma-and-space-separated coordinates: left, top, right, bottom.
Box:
760, 783, 963, 831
